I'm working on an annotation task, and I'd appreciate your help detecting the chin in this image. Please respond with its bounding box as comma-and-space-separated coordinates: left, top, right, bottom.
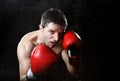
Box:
46, 42, 56, 48
49, 44, 55, 48
49, 45, 54, 48
46, 44, 52, 48
48, 45, 52, 48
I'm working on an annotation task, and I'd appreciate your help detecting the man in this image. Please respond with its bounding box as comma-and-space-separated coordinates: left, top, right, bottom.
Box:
17, 8, 82, 81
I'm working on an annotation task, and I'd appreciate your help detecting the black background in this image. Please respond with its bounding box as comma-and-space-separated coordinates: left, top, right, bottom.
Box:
0, 0, 112, 81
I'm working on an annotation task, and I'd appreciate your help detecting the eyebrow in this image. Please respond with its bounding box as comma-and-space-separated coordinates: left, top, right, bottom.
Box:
48, 29, 55, 32
49, 29, 64, 34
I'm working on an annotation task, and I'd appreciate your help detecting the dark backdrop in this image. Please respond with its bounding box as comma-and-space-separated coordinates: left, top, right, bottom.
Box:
0, 0, 112, 81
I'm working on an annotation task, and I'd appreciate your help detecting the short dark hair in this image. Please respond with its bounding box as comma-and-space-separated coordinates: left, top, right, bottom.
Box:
40, 8, 68, 29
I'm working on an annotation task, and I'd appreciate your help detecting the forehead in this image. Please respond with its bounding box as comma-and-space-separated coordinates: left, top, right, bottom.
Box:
45, 23, 65, 32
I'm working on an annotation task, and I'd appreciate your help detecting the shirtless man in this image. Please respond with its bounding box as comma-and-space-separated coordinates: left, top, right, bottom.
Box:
17, 8, 82, 81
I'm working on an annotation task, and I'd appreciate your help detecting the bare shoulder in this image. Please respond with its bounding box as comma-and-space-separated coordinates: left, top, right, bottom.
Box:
20, 30, 39, 42
17, 30, 39, 57
18, 30, 40, 45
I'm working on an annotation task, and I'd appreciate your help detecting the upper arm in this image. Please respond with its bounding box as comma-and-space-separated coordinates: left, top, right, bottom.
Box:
17, 41, 34, 78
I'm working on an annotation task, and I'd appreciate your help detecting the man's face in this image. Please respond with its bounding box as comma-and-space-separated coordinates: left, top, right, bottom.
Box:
42, 23, 65, 48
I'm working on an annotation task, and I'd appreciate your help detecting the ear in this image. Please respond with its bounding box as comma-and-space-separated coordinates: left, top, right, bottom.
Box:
39, 24, 43, 30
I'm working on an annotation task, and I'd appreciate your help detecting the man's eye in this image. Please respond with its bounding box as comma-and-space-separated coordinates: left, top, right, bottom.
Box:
59, 32, 64, 36
49, 31, 54, 34
58, 33, 63, 38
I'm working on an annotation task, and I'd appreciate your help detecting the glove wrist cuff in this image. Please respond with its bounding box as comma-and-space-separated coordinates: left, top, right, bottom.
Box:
26, 68, 37, 81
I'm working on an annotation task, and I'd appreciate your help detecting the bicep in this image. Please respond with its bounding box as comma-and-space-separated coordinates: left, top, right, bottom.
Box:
17, 44, 31, 77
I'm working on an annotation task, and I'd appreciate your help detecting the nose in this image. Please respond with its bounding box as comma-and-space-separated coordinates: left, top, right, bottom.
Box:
54, 33, 59, 41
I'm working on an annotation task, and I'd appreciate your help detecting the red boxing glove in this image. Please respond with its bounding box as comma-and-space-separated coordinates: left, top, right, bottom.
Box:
62, 31, 82, 67
62, 31, 82, 49
27, 44, 59, 80
31, 44, 59, 75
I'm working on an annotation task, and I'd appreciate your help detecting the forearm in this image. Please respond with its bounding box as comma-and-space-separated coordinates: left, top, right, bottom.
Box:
19, 67, 29, 81
67, 63, 80, 79
20, 75, 28, 81
62, 49, 80, 79
20, 68, 37, 81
